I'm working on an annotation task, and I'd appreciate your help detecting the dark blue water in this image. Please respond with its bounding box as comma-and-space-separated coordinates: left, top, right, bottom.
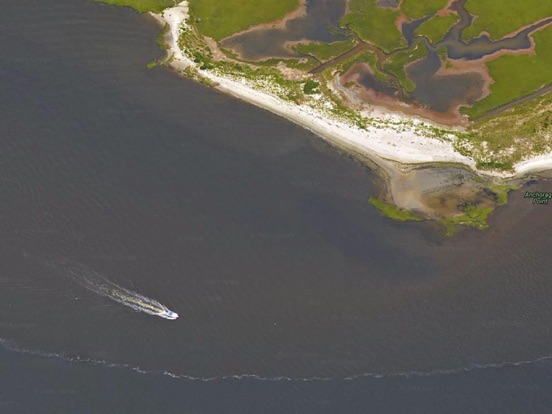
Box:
2, 0, 552, 412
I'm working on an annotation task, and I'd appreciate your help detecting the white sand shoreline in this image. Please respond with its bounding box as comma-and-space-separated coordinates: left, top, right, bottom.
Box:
150, 1, 552, 180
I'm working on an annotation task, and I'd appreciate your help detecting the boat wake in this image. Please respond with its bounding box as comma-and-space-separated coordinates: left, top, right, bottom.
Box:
47, 259, 178, 320
3, 335, 552, 383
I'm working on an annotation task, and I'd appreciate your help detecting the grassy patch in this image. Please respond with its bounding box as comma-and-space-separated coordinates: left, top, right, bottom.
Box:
177, 23, 219, 72
459, 91, 552, 168
205, 54, 307, 103
188, 0, 299, 41
317, 80, 371, 128
414, 13, 459, 45
463, 0, 552, 41
157, 23, 169, 49
369, 197, 424, 222
185, 32, 370, 127
341, 0, 406, 53
252, 57, 320, 72
488, 184, 519, 205
382, 40, 428, 92
95, 0, 174, 13
475, 161, 514, 171
462, 25, 552, 119
303, 80, 320, 94
439, 204, 494, 236
332, 50, 392, 86
338, 50, 387, 81
437, 45, 448, 61
400, 0, 450, 20
284, 58, 320, 72
294, 38, 357, 62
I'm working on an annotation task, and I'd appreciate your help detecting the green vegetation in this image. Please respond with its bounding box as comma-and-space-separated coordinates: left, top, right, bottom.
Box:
188, 0, 299, 41
337, 50, 389, 83
439, 204, 494, 236
488, 184, 519, 205
437, 45, 449, 62
95, 0, 174, 13
382, 40, 428, 93
176, 21, 371, 127
369, 197, 424, 222
157, 23, 169, 49
217, 63, 302, 103
284, 58, 320, 72
101, 0, 552, 236
303, 80, 320, 94
294, 38, 357, 62
100, 0, 552, 196
253, 57, 320, 72
475, 161, 514, 171
317, 79, 371, 129
201, 46, 308, 102
401, 0, 449, 20
177, 22, 216, 70
457, 91, 552, 168
341, 0, 406, 53
191, 50, 215, 69
462, 25, 552, 119
414, 13, 459, 45
463, 0, 552, 41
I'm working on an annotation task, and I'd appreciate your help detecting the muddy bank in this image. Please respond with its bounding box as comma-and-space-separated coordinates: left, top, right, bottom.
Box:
221, 0, 348, 61
336, 72, 469, 126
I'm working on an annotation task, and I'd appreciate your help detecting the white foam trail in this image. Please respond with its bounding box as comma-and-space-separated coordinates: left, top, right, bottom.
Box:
3, 336, 552, 383
48, 259, 177, 320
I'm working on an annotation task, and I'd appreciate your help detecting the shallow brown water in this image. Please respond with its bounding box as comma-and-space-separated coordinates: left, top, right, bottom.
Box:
221, 0, 349, 61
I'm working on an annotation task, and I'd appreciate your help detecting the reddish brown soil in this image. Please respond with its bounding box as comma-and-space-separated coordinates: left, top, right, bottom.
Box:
339, 65, 468, 126
220, 0, 307, 43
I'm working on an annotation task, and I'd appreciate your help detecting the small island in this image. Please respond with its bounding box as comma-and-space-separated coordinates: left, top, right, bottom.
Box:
98, 0, 552, 235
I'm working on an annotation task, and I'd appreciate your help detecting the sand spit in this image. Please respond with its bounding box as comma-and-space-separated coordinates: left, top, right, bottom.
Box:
150, 1, 552, 179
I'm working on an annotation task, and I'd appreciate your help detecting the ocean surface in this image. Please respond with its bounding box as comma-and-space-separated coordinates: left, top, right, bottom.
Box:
2, 0, 552, 412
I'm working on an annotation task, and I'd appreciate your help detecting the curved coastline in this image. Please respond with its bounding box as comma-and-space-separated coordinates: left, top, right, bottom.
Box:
150, 1, 552, 182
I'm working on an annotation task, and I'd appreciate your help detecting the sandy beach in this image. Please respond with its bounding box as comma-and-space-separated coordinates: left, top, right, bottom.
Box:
151, 1, 552, 180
